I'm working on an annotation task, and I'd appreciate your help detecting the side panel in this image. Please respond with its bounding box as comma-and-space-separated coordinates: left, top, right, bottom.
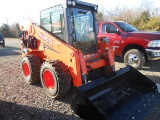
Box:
21, 23, 83, 86
98, 38, 115, 70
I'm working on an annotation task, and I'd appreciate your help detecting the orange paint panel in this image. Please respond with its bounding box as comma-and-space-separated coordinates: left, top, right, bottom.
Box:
108, 46, 115, 71
20, 23, 83, 86
86, 59, 108, 70
98, 38, 115, 71
70, 51, 83, 86
78, 50, 87, 75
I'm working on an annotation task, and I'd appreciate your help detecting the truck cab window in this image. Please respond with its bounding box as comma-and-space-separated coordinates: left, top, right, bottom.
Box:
114, 22, 139, 32
102, 24, 117, 33
40, 5, 65, 41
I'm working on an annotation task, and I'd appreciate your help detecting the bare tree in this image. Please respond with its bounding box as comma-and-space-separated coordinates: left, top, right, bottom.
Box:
141, 0, 153, 12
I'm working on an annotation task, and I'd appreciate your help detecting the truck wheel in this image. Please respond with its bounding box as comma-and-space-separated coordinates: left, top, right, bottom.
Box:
40, 60, 71, 98
22, 55, 41, 84
124, 49, 145, 69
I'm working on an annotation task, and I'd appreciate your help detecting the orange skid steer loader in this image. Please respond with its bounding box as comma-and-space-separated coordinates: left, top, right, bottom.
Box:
19, 0, 160, 119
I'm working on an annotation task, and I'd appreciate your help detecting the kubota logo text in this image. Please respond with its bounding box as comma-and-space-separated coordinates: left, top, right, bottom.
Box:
39, 32, 53, 46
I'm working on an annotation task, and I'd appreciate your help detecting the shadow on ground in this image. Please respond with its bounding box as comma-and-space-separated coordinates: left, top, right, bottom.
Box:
0, 46, 21, 57
31, 81, 75, 105
141, 60, 160, 72
0, 100, 80, 120
115, 57, 124, 63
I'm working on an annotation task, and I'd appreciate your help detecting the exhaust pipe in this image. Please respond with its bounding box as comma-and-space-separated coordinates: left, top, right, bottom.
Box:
71, 66, 160, 120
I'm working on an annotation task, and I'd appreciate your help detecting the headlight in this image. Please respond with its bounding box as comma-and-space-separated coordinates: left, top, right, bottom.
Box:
68, 1, 76, 6
72, 1, 76, 6
67, 1, 72, 5
148, 40, 160, 47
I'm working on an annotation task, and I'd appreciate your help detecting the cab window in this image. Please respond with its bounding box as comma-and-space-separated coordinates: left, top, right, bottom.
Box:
40, 5, 65, 41
102, 24, 117, 33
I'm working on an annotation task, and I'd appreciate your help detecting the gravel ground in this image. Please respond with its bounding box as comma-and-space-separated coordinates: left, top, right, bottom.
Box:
0, 39, 160, 120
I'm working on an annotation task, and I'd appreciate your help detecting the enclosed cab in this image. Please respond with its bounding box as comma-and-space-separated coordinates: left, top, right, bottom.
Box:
40, 0, 98, 53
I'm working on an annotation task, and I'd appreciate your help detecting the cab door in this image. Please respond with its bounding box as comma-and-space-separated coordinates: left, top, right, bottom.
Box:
98, 23, 123, 56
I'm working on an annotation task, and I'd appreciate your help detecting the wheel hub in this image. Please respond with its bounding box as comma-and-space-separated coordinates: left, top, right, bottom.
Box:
23, 62, 30, 77
128, 54, 139, 66
43, 70, 54, 90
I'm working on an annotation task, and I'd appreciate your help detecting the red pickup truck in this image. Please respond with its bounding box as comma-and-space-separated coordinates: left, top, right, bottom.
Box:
97, 21, 160, 69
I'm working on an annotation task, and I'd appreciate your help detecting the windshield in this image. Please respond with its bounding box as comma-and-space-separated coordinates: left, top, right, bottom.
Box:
71, 8, 96, 54
114, 22, 139, 32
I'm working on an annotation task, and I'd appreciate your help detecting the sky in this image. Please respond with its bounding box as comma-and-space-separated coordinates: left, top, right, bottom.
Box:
0, 0, 160, 25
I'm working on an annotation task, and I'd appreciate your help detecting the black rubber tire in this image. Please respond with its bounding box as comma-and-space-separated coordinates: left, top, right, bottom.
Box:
22, 55, 41, 84
124, 49, 145, 69
40, 60, 72, 98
